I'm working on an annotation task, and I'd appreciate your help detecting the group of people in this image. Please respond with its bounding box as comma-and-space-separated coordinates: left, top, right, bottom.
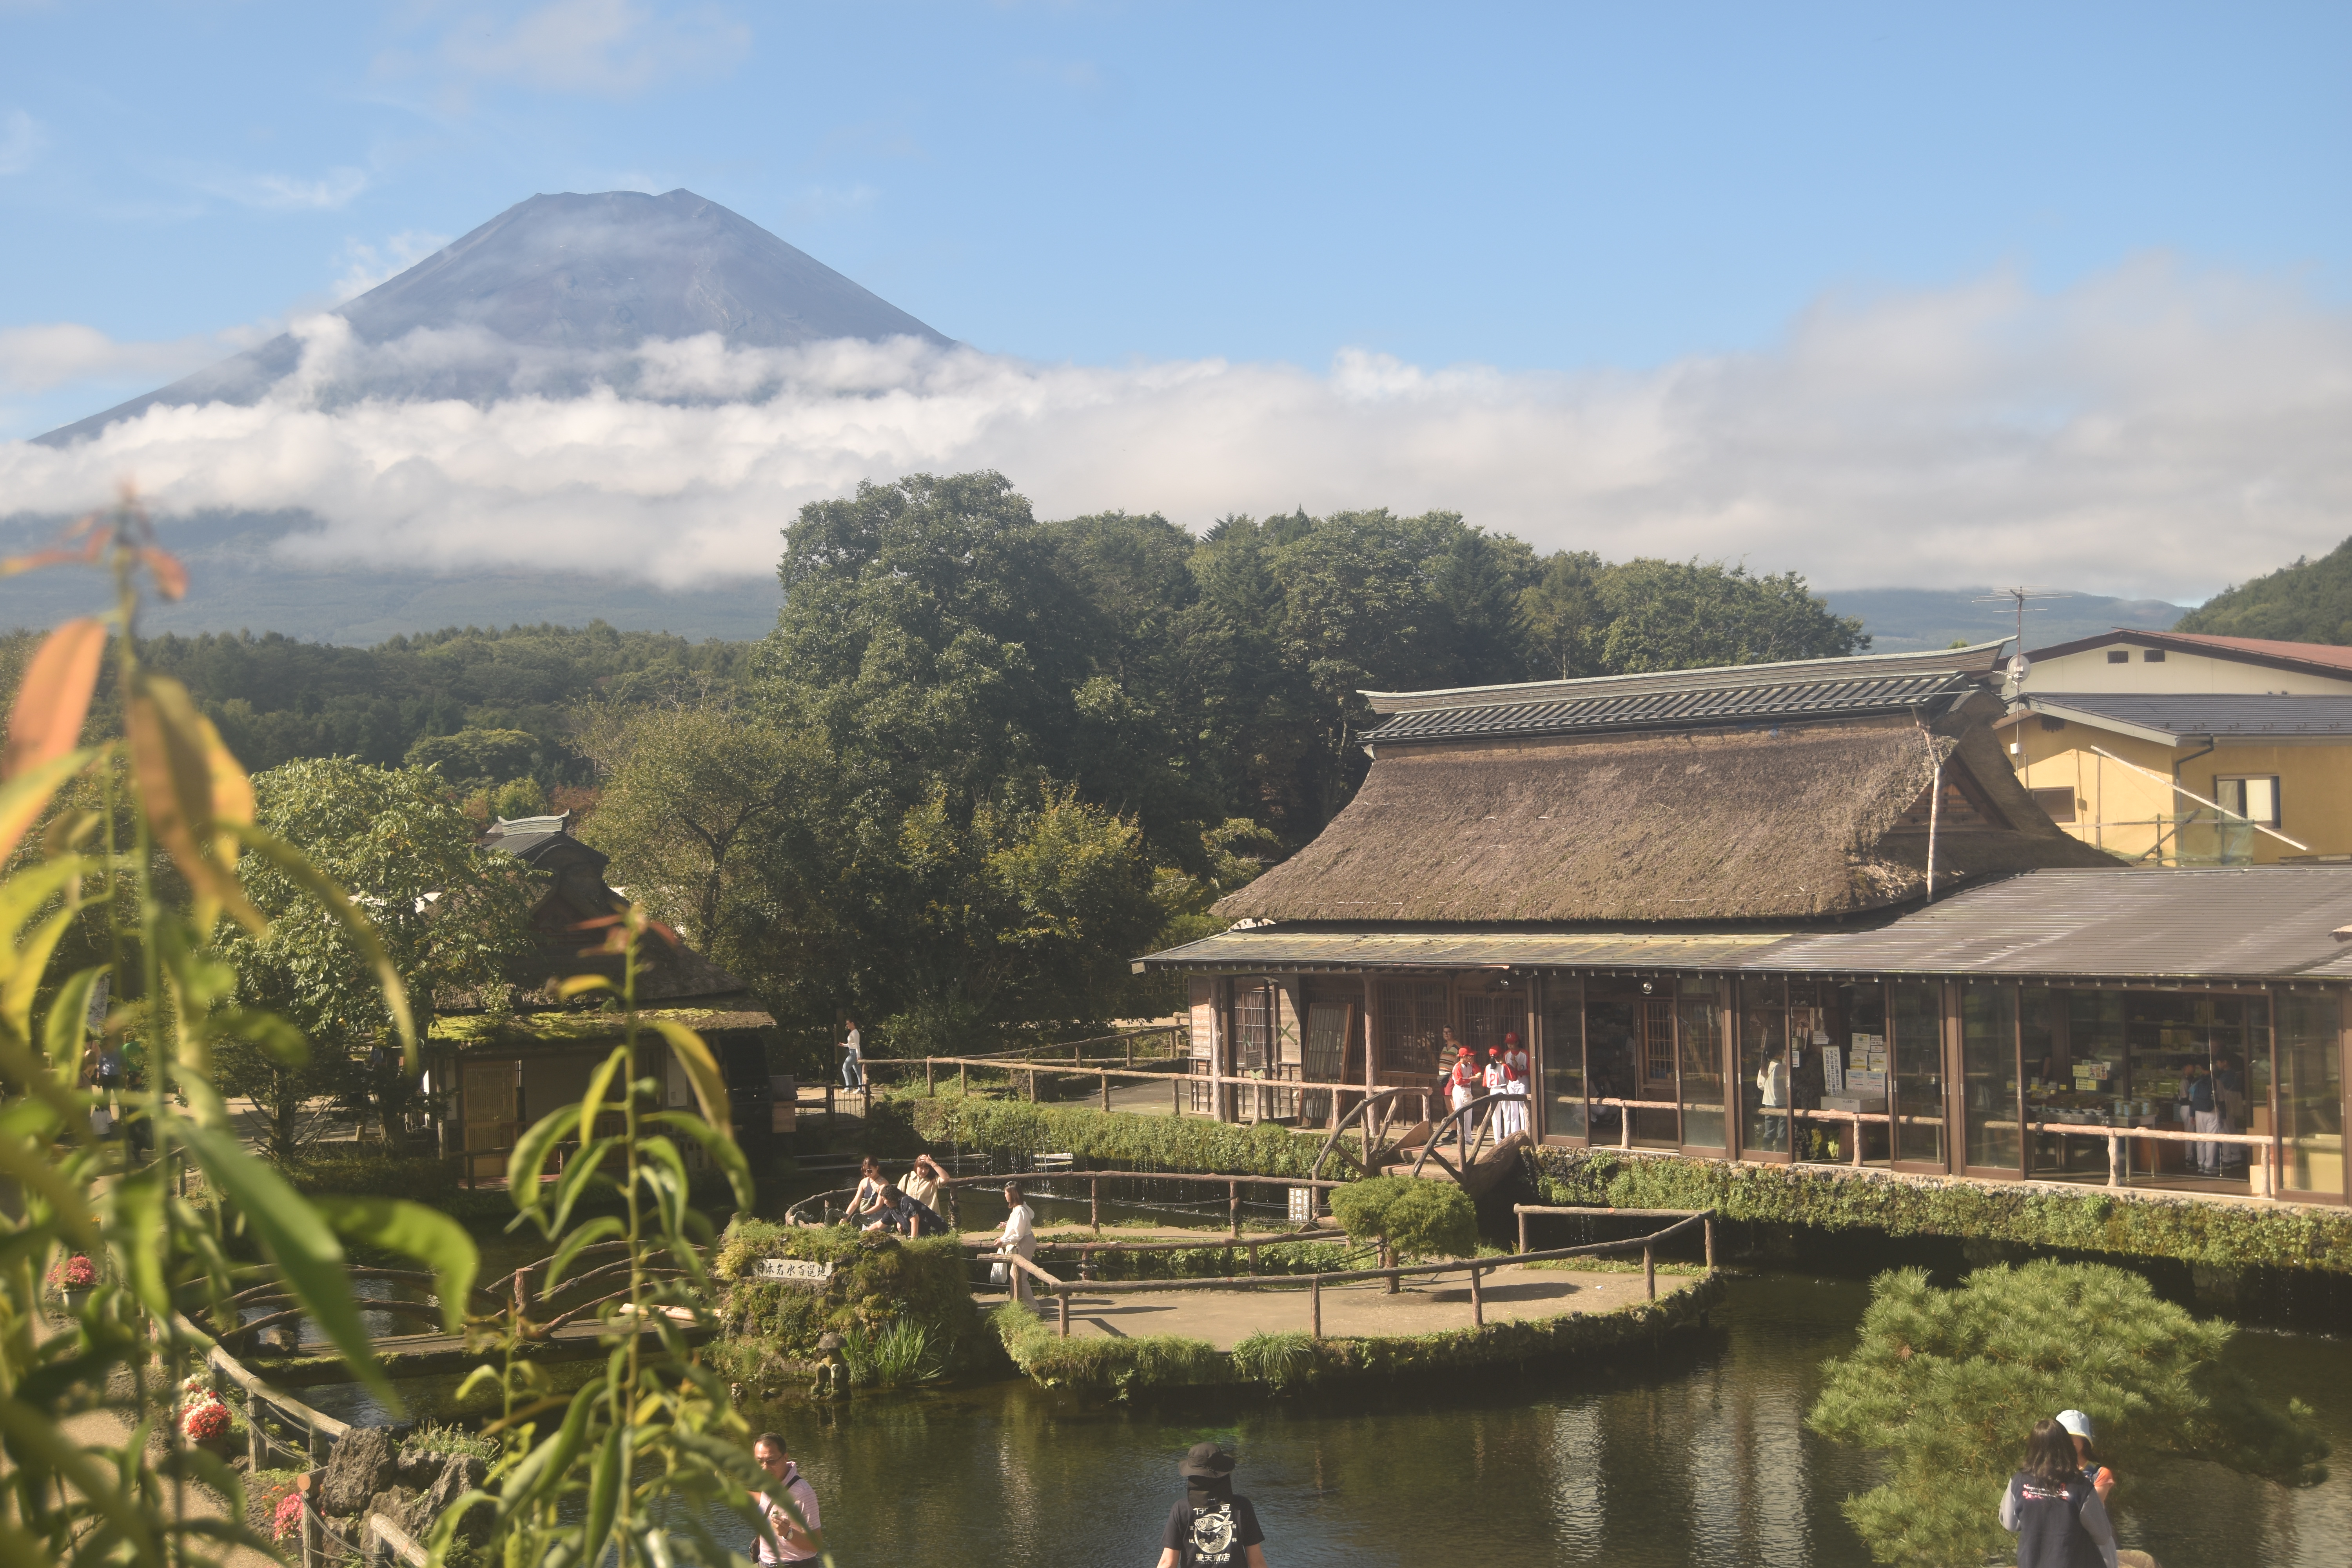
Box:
2002, 1409, 2160, 1568
1440, 1028, 1530, 1146
837, 1153, 1047, 1308
748, 1434, 1270, 1566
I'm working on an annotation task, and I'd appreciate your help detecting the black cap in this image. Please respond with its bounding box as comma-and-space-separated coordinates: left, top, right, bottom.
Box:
1179, 1442, 1237, 1480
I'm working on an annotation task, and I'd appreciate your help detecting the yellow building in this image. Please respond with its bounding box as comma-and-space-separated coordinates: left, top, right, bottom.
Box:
2002, 630, 2352, 864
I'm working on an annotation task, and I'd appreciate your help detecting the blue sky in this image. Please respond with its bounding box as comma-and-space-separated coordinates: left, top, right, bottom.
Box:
2, 2, 2348, 598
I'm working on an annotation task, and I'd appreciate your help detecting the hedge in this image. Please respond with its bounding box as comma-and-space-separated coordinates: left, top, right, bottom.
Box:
709, 1218, 998, 1392
902, 1091, 1353, 1178
1532, 1147, 2352, 1276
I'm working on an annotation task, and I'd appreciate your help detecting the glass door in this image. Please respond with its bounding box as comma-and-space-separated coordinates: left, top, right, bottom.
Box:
2277, 992, 2346, 1199
1961, 984, 2019, 1174
1892, 981, 1947, 1169
1677, 979, 1726, 1152
1740, 979, 1789, 1158
1538, 976, 1586, 1142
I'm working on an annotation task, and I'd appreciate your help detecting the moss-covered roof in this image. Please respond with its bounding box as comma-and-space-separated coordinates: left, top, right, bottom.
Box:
429, 1006, 775, 1051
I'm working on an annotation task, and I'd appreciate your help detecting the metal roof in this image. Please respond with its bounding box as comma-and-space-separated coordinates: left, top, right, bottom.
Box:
1135, 926, 1810, 973
1361, 640, 2007, 713
2018, 693, 2352, 746
1746, 868, 2352, 980
1134, 867, 2352, 982
1362, 669, 1980, 744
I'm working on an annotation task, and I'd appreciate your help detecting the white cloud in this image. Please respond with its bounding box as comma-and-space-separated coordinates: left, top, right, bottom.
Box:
0, 321, 266, 395
332, 230, 454, 301
195, 165, 371, 211
0, 109, 44, 175
441, 0, 750, 97
3, 258, 2345, 601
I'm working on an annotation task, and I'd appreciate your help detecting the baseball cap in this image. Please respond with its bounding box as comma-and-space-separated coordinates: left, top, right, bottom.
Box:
2055, 1410, 2094, 1440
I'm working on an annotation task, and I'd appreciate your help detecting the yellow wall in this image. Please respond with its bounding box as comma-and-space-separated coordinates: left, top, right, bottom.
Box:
2007, 723, 2352, 862
2021, 646, 2352, 695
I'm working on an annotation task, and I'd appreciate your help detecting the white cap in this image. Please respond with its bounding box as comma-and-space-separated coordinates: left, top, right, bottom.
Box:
2055, 1410, 2094, 1440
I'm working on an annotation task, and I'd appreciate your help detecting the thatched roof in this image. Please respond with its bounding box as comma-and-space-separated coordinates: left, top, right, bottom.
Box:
1218, 699, 2114, 924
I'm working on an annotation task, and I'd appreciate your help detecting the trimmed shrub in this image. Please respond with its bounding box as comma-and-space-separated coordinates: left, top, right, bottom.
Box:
1330, 1177, 1476, 1261
903, 1091, 1353, 1178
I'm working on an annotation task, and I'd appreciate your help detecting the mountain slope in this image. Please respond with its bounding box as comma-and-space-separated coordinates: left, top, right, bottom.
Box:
2172, 537, 2352, 644
1819, 586, 2185, 655
38, 189, 950, 445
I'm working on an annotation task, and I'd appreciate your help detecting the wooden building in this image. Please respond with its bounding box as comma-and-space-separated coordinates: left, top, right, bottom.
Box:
1136, 646, 2349, 1205
419, 814, 779, 1181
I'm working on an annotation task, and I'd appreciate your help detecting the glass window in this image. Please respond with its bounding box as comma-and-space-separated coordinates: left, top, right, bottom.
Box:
2277, 993, 2345, 1197
1962, 985, 2019, 1171
1893, 981, 1945, 1166
1740, 979, 1789, 1156
1584, 984, 1641, 1145
2022, 987, 2065, 1174
1232, 980, 1272, 1071
1677, 979, 1726, 1151
1833, 982, 1889, 1165
1539, 977, 1586, 1141
1374, 979, 1448, 1078
2214, 775, 2281, 828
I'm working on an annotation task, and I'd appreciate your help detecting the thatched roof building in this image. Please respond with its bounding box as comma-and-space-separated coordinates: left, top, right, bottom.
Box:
1217, 643, 2113, 925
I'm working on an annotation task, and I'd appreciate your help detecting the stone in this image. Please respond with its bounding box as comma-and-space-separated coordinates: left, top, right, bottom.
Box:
427, 1453, 491, 1546
317, 1427, 397, 1517
393, 1445, 443, 1491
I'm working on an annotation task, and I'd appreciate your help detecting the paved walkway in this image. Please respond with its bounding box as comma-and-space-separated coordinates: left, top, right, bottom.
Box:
1013, 1265, 1700, 1349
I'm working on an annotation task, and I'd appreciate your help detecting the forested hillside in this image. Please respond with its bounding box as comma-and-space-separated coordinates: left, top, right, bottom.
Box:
2174, 536, 2352, 644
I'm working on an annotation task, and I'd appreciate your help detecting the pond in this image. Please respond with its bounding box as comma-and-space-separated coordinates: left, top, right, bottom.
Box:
719, 1268, 2351, 1567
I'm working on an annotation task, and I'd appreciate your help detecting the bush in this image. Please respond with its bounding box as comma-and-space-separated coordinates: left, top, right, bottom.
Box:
1330, 1177, 1476, 1261
1808, 1261, 2329, 1567
843, 1318, 946, 1388
991, 1300, 1225, 1394
902, 1092, 1352, 1178
711, 1219, 989, 1379
277, 1149, 461, 1203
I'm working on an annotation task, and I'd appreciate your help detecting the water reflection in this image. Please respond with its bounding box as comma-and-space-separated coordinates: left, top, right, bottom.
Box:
705, 1272, 2347, 1567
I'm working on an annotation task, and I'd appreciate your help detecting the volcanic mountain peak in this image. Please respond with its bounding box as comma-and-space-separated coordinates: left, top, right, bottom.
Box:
40, 189, 951, 445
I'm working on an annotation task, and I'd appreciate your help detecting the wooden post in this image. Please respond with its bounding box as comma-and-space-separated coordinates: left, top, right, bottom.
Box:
1172, 1076, 1182, 1117
1517, 1209, 1529, 1257
1384, 1240, 1399, 1296
1470, 1264, 1484, 1327
1310, 1274, 1322, 1339
1126, 1037, 1134, 1067
1644, 1243, 1656, 1301
247, 1400, 264, 1471
1704, 1215, 1716, 1271
2107, 1132, 2123, 1188
1058, 1289, 1070, 1339
1228, 1180, 1240, 1234
1620, 1104, 1631, 1151
825, 1082, 835, 1121
1027, 1070, 1036, 1105
926, 1059, 935, 1094
1100, 1071, 1110, 1114
1850, 1115, 1862, 1166
960, 1062, 968, 1096
1090, 1177, 1101, 1234
1247, 1241, 1259, 1276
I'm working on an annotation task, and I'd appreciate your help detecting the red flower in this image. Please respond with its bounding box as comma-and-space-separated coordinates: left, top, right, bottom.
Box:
47, 1255, 96, 1289
272, 1493, 305, 1542
181, 1398, 230, 1442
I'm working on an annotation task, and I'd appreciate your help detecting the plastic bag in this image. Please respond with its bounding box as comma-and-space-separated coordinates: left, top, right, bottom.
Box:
989, 1260, 1008, 1287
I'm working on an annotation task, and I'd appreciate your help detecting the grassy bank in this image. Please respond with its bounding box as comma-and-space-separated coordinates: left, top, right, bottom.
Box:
991, 1270, 1726, 1395
1532, 1147, 2352, 1276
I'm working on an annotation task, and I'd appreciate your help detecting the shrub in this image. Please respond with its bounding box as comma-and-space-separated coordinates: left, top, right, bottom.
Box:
278, 1149, 461, 1204
903, 1092, 1353, 1178
1808, 1261, 2329, 1567
991, 1300, 1225, 1394
843, 1318, 946, 1388
1329, 1177, 1476, 1261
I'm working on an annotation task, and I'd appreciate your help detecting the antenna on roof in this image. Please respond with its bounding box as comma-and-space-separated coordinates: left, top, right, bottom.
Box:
1973, 586, 2070, 689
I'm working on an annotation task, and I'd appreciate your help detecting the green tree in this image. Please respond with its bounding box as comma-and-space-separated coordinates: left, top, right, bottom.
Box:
217, 756, 538, 1156
1329, 1175, 1479, 1261
1808, 1261, 2328, 1567
2174, 535, 2352, 644
1595, 559, 1867, 671
1519, 549, 1606, 679
406, 726, 544, 791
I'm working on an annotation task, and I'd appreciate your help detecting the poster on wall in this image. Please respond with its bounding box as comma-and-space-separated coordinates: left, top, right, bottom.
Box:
1822, 1046, 1845, 1094
1188, 978, 1217, 1060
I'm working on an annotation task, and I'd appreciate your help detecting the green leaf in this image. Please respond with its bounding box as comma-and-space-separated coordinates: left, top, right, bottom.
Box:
39, 964, 105, 1085
169, 1121, 394, 1404
220, 821, 418, 1069
488, 1374, 606, 1522
644, 1018, 731, 1140
312, 1197, 480, 1335
576, 1044, 628, 1146
582, 1425, 624, 1563
506, 1103, 583, 1216
547, 1136, 621, 1238
109, 1162, 172, 1321
542, 1216, 625, 1294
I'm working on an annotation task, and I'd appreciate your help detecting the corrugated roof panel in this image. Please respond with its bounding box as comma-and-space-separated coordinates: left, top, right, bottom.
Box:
2027, 693, 2352, 740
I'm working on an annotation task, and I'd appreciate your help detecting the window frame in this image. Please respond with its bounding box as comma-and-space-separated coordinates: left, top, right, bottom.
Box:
2214, 773, 2283, 829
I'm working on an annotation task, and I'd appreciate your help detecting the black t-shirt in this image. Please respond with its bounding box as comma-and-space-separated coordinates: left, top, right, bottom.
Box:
1163, 1493, 1263, 1568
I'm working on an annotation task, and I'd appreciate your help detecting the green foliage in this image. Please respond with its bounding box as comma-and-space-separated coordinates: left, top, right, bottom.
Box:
711, 1220, 988, 1376
2173, 535, 2352, 643
276, 1147, 460, 1203
214, 755, 537, 1157
902, 1090, 1348, 1178
991, 1299, 1228, 1394
1329, 1176, 1478, 1260
408, 1419, 505, 1461
1529, 1146, 2352, 1275
842, 1317, 946, 1387
1230, 1330, 1316, 1392
0, 503, 479, 1566
405, 727, 544, 791
1594, 559, 1867, 672
1808, 1262, 2328, 1568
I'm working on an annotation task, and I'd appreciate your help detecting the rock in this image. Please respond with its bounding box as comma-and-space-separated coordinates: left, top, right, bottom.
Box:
427, 1454, 491, 1546
317, 1427, 397, 1517
393, 1445, 443, 1491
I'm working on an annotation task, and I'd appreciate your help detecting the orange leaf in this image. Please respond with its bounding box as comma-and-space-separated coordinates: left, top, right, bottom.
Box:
140, 548, 189, 601
0, 534, 104, 578
4, 618, 107, 780
125, 675, 262, 931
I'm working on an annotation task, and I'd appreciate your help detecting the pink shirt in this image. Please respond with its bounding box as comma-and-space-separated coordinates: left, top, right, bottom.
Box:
757, 1463, 822, 1563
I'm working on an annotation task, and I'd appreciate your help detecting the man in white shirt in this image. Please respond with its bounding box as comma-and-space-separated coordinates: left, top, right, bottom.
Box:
749, 1432, 822, 1563
838, 1019, 863, 1091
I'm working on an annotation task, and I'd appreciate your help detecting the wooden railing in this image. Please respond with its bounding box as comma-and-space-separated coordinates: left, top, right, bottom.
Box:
987, 1209, 1715, 1339
784, 1168, 1350, 1230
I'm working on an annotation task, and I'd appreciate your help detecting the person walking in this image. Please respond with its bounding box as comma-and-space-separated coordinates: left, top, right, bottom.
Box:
996, 1181, 1038, 1307
838, 1018, 864, 1092
748, 1432, 823, 1564
2000, 1417, 2118, 1568
1153, 1442, 1268, 1568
